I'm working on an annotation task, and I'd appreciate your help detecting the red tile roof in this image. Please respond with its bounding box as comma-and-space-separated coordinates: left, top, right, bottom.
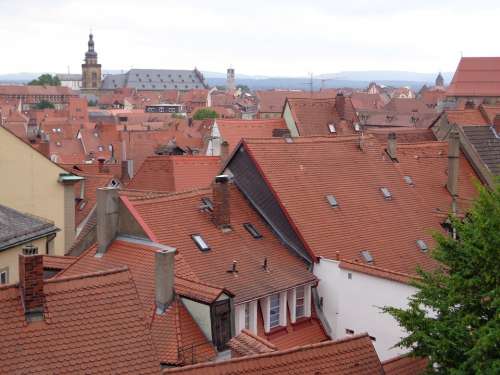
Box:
42, 255, 77, 270
350, 92, 386, 110
229, 329, 278, 356
447, 57, 500, 97
130, 186, 317, 304
382, 354, 428, 375
367, 128, 436, 144
164, 334, 384, 374
0, 267, 159, 374
60, 238, 219, 365
215, 118, 287, 153
383, 98, 432, 114
127, 155, 220, 192
445, 108, 489, 126
239, 136, 478, 278
286, 96, 358, 136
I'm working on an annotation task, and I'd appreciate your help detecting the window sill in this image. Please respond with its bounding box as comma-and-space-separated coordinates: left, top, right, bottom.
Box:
291, 316, 311, 326
266, 325, 287, 337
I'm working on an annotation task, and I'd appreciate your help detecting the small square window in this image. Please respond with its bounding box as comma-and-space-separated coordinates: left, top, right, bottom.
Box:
191, 234, 210, 251
328, 124, 336, 133
0, 268, 9, 284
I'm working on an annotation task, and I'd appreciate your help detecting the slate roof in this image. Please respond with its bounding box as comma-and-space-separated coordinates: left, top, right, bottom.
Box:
237, 136, 478, 278
164, 334, 384, 375
382, 354, 428, 375
0, 267, 159, 374
0, 205, 58, 251
462, 126, 500, 176
447, 57, 500, 97
127, 155, 220, 192
60, 237, 219, 365
102, 69, 208, 91
130, 186, 317, 304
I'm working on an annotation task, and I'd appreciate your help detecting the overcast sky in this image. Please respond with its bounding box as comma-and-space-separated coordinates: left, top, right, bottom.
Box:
1, 0, 499, 77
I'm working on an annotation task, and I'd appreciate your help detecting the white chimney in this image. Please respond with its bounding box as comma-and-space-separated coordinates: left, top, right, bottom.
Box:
155, 246, 176, 314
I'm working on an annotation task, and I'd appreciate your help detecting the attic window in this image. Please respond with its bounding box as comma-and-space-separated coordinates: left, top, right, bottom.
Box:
404, 176, 414, 186
192, 234, 210, 251
110, 179, 118, 187
97, 146, 104, 152
326, 195, 338, 207
416, 239, 428, 252
354, 123, 361, 132
328, 123, 336, 133
200, 197, 213, 211
380, 187, 392, 200
361, 250, 374, 263
243, 223, 262, 239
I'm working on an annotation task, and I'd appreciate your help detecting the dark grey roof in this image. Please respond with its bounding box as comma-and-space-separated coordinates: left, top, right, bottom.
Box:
462, 126, 500, 176
0, 205, 59, 251
101, 69, 209, 91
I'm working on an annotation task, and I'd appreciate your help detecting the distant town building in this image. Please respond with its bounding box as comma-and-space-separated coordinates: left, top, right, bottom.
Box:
227, 67, 236, 91
144, 103, 186, 114
101, 68, 209, 91
0, 85, 77, 110
56, 73, 82, 90
81, 33, 102, 91
435, 72, 444, 88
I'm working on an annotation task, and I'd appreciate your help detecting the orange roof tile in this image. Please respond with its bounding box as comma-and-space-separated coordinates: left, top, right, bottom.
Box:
127, 155, 220, 192
447, 57, 500, 97
0, 267, 159, 374
445, 108, 489, 126
164, 334, 384, 374
382, 354, 428, 375
229, 329, 278, 356
42, 255, 77, 270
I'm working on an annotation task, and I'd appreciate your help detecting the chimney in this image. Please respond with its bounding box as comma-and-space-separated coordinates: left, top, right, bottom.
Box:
387, 132, 397, 160
155, 246, 176, 314
121, 160, 131, 182
97, 157, 106, 173
447, 130, 460, 198
213, 175, 231, 228
335, 93, 346, 119
19, 249, 44, 320
96, 187, 120, 256
493, 114, 500, 135
220, 140, 229, 165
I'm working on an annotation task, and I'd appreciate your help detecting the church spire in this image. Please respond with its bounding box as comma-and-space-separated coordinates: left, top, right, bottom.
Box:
435, 72, 444, 87
88, 33, 95, 53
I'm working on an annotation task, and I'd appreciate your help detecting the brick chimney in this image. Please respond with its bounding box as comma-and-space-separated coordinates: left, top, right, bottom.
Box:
335, 93, 346, 119
18, 249, 44, 320
96, 187, 120, 256
213, 175, 231, 228
155, 246, 176, 314
447, 130, 460, 197
493, 114, 500, 135
220, 140, 229, 165
387, 132, 397, 160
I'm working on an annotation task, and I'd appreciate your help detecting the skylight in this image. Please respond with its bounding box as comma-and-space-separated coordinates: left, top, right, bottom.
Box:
380, 187, 392, 200
200, 197, 213, 212
361, 250, 374, 263
328, 124, 336, 133
404, 176, 414, 186
243, 223, 262, 239
354, 123, 361, 132
416, 240, 428, 252
191, 234, 210, 251
326, 195, 339, 207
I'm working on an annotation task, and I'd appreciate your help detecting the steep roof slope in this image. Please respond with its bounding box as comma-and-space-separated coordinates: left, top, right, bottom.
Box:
164, 334, 384, 375
447, 57, 500, 97
0, 268, 159, 374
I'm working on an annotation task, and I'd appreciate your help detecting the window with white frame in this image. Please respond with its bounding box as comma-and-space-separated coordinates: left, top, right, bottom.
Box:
0, 267, 8, 285
269, 294, 280, 328
244, 303, 250, 329
296, 286, 305, 318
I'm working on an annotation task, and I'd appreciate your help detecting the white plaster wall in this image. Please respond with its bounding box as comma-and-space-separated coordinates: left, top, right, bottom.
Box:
234, 301, 258, 335
282, 103, 299, 137
314, 257, 417, 361
181, 298, 212, 341
206, 122, 221, 156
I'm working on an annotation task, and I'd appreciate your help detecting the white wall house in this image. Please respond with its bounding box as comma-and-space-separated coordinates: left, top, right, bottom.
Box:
234, 284, 313, 335
314, 257, 416, 361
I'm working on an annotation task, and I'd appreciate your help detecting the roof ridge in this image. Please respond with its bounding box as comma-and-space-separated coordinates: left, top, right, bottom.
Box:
239, 329, 278, 350
45, 266, 130, 284
340, 259, 419, 280
130, 187, 212, 205
166, 333, 371, 373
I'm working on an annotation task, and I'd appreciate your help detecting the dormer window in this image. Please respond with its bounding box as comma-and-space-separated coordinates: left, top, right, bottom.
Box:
328, 123, 336, 133
192, 234, 210, 251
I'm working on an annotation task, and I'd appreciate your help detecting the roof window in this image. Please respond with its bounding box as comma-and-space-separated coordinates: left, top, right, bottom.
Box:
416, 239, 428, 252
328, 123, 336, 133
380, 187, 392, 200
243, 223, 262, 239
200, 197, 213, 212
404, 176, 414, 186
354, 123, 361, 132
361, 250, 374, 263
192, 234, 210, 251
326, 194, 338, 207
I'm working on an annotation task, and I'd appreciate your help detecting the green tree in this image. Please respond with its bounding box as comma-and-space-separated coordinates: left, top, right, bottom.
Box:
383, 183, 500, 374
35, 100, 55, 109
193, 108, 218, 120
29, 74, 61, 86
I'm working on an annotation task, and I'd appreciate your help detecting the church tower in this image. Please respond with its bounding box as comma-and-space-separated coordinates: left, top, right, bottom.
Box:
226, 68, 235, 92
81, 33, 102, 90
435, 72, 444, 88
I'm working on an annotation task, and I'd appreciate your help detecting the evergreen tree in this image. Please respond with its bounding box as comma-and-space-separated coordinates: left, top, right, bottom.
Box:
383, 183, 500, 374
29, 74, 61, 86
193, 108, 218, 120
